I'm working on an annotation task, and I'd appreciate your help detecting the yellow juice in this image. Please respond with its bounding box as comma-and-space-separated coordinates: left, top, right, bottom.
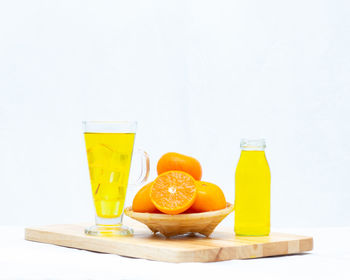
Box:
84, 133, 135, 219
235, 150, 271, 236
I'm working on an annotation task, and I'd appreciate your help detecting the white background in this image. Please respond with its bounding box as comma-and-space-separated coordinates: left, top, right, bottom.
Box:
0, 0, 349, 228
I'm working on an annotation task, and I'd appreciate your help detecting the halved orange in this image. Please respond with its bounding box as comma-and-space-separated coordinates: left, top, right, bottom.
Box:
150, 171, 198, 214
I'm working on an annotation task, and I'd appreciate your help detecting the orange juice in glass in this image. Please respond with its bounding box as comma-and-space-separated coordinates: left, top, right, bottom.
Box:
83, 121, 149, 236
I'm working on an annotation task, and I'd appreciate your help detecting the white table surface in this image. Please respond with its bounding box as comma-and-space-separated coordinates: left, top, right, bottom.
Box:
1, 226, 349, 280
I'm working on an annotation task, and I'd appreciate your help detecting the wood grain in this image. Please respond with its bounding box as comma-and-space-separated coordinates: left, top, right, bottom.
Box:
25, 224, 313, 263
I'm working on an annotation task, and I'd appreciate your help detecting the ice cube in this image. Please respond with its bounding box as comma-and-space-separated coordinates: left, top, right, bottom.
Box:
89, 166, 108, 183
111, 152, 130, 167
109, 171, 121, 184
86, 144, 114, 166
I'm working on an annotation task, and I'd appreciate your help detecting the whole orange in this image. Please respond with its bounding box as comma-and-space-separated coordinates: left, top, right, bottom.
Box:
157, 152, 202, 181
132, 182, 158, 213
189, 181, 226, 212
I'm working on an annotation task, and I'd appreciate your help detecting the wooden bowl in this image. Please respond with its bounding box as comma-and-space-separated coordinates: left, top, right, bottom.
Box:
124, 203, 234, 237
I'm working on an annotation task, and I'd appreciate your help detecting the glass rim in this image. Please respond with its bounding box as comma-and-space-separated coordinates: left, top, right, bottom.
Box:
82, 121, 137, 133
83, 120, 137, 124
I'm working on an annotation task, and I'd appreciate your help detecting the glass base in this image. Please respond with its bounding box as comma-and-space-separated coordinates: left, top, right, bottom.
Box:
85, 224, 134, 237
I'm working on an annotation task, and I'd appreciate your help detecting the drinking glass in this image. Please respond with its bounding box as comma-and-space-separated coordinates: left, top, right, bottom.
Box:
83, 121, 149, 236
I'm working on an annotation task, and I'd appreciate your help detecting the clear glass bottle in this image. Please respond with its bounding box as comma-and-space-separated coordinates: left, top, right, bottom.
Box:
234, 139, 271, 236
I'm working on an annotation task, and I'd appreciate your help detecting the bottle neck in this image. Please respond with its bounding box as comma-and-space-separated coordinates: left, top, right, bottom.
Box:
240, 139, 266, 151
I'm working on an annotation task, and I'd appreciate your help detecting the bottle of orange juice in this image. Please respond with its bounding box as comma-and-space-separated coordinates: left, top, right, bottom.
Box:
234, 139, 271, 236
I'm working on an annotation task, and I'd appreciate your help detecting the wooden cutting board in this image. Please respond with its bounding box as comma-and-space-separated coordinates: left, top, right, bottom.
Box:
25, 223, 313, 263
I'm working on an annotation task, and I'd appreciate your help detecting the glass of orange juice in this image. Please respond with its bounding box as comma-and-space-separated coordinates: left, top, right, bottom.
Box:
83, 121, 149, 236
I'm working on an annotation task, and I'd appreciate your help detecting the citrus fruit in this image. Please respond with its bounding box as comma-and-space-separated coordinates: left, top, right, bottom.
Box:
132, 182, 157, 213
150, 171, 198, 214
189, 181, 226, 212
157, 152, 202, 180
